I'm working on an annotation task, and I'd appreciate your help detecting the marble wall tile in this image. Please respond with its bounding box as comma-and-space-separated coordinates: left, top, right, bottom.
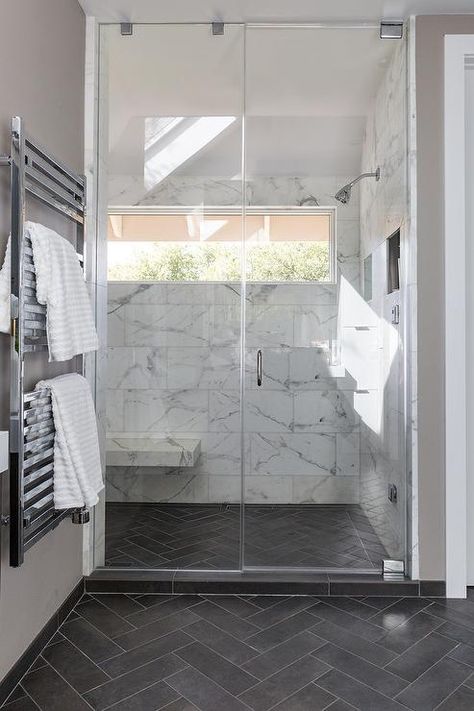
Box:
336, 432, 361, 476
167, 347, 240, 390
167, 283, 216, 305
246, 283, 337, 306
208, 475, 241, 503
288, 348, 356, 391
246, 305, 294, 348
204, 433, 243, 476
106, 389, 124, 431
125, 304, 210, 347
108, 282, 168, 307
250, 432, 336, 476
123, 389, 208, 432
293, 305, 337, 347
245, 475, 293, 504
340, 327, 380, 391
209, 304, 242, 347
292, 475, 360, 504
245, 391, 293, 433
208, 391, 241, 433
107, 347, 167, 389
107, 308, 126, 346
294, 390, 359, 433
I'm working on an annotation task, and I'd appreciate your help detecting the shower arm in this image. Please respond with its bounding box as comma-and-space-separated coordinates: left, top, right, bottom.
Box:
346, 167, 380, 190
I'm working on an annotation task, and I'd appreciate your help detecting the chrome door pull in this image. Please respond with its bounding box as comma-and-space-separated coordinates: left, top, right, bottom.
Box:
257, 349, 263, 387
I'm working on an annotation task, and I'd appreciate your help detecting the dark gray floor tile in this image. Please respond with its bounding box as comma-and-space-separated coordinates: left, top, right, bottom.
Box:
436, 685, 474, 711
317, 669, 408, 711
449, 642, 474, 667
270, 682, 336, 710
306, 602, 385, 642
76, 598, 135, 638
133, 595, 174, 608
96, 680, 178, 711
319, 596, 378, 620
369, 599, 434, 631
185, 619, 260, 666
377, 611, 444, 654
176, 641, 258, 695
395, 656, 471, 711
126, 534, 174, 556
91, 594, 145, 617
385, 631, 458, 681
313, 620, 397, 666
127, 596, 202, 628
42, 639, 109, 693
60, 617, 124, 663
22, 665, 91, 711
437, 619, 474, 647
166, 667, 249, 711
239, 655, 330, 711
160, 700, 199, 711
362, 597, 402, 610
248, 596, 289, 610
245, 597, 314, 629
324, 701, 357, 711
100, 630, 193, 677
3, 698, 39, 711
84, 653, 186, 711
190, 601, 259, 641
204, 596, 261, 618
113, 609, 200, 651
314, 642, 408, 697
245, 611, 319, 652
241, 630, 325, 680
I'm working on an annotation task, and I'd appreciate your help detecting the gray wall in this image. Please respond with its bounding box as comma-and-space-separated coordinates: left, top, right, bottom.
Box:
0, 0, 85, 681
416, 15, 474, 580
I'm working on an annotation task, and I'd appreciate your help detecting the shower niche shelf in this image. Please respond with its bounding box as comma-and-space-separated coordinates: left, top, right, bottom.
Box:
106, 435, 201, 468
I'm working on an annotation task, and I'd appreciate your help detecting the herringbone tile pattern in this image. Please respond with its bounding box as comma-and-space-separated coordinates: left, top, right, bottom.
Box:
105, 503, 388, 569
5, 592, 474, 710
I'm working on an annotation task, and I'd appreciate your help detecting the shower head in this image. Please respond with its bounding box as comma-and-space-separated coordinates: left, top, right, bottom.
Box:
335, 167, 381, 205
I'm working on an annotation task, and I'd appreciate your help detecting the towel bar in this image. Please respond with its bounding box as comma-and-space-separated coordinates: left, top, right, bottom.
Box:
2, 116, 89, 567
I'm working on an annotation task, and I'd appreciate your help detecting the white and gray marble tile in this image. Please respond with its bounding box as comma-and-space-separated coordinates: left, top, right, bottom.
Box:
245, 348, 290, 390
106, 389, 124, 432
246, 283, 337, 306
107, 347, 167, 389
246, 305, 294, 348
123, 389, 208, 432
294, 390, 359, 432
125, 304, 210, 347
336, 431, 360, 476
292, 474, 360, 504
293, 305, 337, 347
106, 467, 209, 503
167, 347, 240, 390
250, 432, 336, 476
245, 475, 293, 504
288, 348, 356, 391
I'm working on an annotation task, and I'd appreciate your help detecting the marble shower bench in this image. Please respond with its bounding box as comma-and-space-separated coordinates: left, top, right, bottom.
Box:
106, 435, 201, 468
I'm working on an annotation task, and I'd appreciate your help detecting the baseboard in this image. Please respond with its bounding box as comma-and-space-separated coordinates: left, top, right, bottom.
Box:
0, 578, 84, 706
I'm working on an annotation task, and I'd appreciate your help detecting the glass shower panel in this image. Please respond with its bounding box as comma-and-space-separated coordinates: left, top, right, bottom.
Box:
101, 24, 245, 569
243, 26, 407, 569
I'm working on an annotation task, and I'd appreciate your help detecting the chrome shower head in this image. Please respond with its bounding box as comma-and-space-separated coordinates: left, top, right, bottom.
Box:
335, 167, 380, 205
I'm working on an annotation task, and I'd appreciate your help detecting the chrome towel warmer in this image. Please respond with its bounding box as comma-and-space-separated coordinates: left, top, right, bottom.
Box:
1, 116, 89, 567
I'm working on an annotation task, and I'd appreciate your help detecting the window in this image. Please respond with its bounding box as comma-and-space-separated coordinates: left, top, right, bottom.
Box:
107, 207, 335, 282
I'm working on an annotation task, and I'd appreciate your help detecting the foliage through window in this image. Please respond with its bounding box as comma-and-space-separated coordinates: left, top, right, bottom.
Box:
108, 209, 334, 282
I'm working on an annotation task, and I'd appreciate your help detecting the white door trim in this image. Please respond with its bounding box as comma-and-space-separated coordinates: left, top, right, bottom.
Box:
444, 34, 474, 598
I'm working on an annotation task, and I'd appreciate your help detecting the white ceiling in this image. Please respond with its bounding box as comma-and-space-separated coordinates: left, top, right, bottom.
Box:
79, 0, 474, 22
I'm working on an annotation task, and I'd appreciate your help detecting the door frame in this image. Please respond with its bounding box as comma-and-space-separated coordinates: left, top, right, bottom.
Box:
444, 34, 474, 598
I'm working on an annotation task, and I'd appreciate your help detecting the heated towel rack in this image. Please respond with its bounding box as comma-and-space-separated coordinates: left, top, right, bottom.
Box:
1, 116, 88, 567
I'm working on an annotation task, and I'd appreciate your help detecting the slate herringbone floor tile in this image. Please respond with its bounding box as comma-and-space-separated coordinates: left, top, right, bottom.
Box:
6, 593, 474, 710
105, 502, 389, 569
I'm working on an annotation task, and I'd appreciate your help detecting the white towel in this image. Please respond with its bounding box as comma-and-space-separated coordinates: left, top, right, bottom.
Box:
0, 237, 11, 333
36, 373, 103, 510
0, 222, 99, 361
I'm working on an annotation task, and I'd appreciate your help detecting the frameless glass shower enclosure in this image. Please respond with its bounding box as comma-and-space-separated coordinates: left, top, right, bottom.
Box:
98, 22, 409, 573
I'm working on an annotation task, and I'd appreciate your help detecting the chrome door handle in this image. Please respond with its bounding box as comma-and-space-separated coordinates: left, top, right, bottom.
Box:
257, 349, 262, 387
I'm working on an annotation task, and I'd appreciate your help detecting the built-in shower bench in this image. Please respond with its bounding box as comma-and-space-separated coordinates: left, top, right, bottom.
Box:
106, 435, 201, 468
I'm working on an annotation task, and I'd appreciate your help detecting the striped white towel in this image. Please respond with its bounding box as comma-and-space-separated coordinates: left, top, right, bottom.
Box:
0, 223, 98, 360
36, 374, 103, 509
27, 222, 98, 361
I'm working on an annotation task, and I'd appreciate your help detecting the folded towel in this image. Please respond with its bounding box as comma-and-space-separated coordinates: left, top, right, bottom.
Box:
0, 237, 10, 333
36, 373, 103, 510
0, 222, 99, 361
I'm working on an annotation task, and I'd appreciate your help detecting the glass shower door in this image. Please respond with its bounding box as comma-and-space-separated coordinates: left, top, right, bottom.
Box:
100, 23, 246, 570
242, 25, 407, 570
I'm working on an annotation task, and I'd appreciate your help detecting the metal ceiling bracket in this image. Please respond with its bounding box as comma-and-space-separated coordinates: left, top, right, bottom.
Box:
212, 22, 225, 36
120, 22, 133, 36
380, 21, 403, 40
